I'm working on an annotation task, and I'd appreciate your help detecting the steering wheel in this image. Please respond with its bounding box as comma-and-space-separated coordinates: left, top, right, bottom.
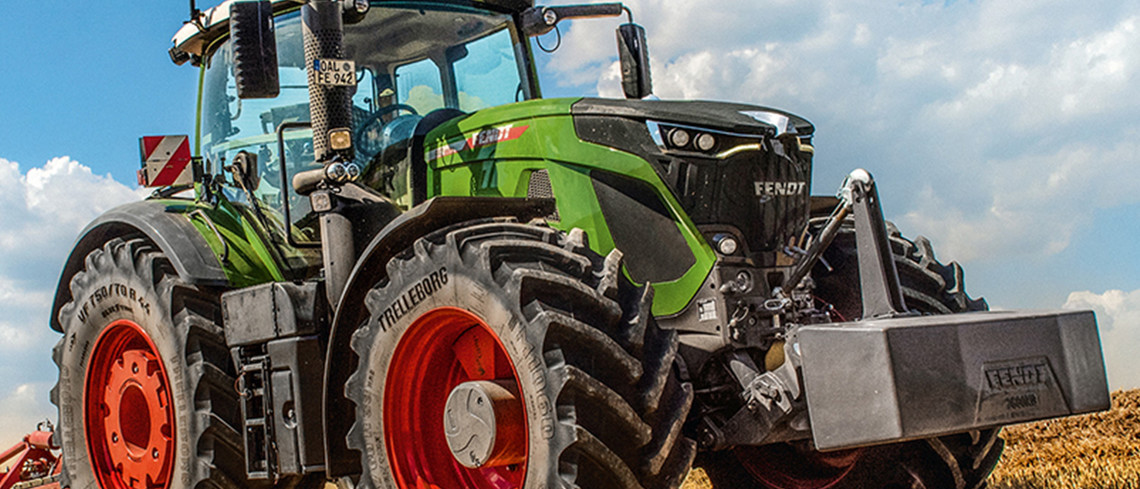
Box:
355, 103, 419, 152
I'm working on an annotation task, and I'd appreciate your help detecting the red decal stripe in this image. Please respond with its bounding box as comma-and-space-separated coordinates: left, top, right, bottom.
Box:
427, 125, 529, 162
141, 137, 164, 159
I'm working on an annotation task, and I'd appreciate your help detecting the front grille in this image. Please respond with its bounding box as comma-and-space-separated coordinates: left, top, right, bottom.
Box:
675, 138, 811, 255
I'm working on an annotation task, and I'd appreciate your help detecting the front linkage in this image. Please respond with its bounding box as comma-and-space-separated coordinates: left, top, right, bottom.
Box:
680, 168, 1108, 460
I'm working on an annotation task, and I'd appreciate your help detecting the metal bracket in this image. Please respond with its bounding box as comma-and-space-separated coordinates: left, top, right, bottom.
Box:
705, 349, 808, 449
237, 355, 275, 480
780, 168, 907, 317
847, 170, 908, 318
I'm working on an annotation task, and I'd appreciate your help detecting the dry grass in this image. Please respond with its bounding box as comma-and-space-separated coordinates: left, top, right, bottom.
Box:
989, 389, 1140, 489
681, 390, 1140, 489
679, 468, 711, 489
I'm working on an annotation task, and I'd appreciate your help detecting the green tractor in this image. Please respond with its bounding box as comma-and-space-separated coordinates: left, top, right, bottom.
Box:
49, 1, 1110, 489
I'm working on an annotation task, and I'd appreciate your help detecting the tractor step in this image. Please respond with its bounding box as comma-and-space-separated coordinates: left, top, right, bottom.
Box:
798, 309, 1109, 451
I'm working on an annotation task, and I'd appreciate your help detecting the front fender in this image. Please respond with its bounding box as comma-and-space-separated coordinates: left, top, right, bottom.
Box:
49, 200, 228, 332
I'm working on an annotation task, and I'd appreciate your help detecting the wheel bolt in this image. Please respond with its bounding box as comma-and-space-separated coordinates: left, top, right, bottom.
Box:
112, 433, 118, 443
132, 363, 139, 374
153, 448, 160, 459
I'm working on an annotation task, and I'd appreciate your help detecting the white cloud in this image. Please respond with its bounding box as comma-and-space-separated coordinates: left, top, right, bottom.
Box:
897, 137, 1140, 262
0, 157, 144, 258
0, 320, 45, 351
927, 16, 1140, 132
0, 383, 54, 456
541, 0, 1140, 272
0, 157, 144, 442
1064, 290, 1140, 390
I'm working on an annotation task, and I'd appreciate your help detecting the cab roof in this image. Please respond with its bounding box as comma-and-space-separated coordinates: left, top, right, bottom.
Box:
170, 0, 533, 64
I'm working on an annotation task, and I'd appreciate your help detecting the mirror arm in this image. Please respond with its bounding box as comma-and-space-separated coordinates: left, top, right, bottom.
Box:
522, 3, 625, 37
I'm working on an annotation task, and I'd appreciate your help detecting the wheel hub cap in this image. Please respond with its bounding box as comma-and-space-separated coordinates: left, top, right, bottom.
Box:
444, 381, 525, 468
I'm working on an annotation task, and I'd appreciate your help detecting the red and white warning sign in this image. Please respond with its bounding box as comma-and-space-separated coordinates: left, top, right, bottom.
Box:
138, 135, 193, 187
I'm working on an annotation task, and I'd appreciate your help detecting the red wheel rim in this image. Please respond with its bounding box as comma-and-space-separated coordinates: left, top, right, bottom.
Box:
84, 320, 176, 489
384, 307, 528, 489
736, 444, 864, 489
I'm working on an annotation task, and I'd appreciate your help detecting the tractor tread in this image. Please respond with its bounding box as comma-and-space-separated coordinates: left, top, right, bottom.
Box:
346, 221, 694, 489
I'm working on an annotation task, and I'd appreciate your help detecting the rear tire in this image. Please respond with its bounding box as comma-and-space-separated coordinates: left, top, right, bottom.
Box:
697, 223, 1004, 489
345, 221, 696, 489
53, 238, 322, 489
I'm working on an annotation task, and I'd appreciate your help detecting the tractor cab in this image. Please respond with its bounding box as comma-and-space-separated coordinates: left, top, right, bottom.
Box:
193, 2, 538, 226
175, 1, 645, 236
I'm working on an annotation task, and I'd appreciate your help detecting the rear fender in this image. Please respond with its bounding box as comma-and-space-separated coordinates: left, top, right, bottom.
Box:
49, 200, 228, 332
321, 196, 554, 477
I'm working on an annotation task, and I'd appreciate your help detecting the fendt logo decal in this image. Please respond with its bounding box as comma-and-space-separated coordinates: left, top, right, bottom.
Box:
984, 360, 1052, 391
975, 356, 1068, 424
755, 181, 807, 197
427, 125, 529, 162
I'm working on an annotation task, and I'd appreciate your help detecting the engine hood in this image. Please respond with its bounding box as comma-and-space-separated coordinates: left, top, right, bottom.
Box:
571, 98, 814, 137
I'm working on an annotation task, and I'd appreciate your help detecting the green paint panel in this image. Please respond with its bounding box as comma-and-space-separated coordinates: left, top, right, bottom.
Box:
163, 199, 293, 288
425, 98, 715, 316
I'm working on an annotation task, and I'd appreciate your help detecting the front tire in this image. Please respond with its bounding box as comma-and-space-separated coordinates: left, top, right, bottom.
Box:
698, 224, 1004, 489
345, 221, 697, 489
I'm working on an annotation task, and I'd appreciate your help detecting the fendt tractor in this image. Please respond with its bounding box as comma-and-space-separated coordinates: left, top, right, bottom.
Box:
32, 1, 1111, 489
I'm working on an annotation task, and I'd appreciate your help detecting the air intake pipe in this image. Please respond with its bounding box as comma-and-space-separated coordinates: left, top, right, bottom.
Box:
302, 0, 354, 164
302, 0, 356, 309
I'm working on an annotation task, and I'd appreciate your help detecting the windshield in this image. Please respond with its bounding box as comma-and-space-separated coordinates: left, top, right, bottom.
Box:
200, 3, 531, 235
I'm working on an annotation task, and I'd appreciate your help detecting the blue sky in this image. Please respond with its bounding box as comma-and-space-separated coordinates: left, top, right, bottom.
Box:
1, 0, 1138, 443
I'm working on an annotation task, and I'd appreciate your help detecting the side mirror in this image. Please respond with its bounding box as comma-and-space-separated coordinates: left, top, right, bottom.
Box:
617, 23, 652, 99
229, 150, 261, 191
230, 1, 280, 99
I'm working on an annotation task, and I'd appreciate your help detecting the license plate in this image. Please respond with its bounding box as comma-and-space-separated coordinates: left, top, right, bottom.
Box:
313, 58, 356, 86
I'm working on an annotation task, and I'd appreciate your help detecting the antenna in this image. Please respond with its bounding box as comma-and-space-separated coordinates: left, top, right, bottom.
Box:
188, 0, 205, 31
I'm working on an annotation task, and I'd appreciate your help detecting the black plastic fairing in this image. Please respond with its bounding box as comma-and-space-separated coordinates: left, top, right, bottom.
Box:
591, 171, 694, 283
50, 201, 229, 332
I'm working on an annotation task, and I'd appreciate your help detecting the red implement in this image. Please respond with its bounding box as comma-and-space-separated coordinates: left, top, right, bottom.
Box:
0, 428, 60, 489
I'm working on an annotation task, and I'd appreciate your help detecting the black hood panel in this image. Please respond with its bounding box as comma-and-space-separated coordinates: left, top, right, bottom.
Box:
572, 98, 814, 136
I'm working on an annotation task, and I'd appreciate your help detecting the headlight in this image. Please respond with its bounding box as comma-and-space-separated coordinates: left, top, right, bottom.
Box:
670, 128, 691, 148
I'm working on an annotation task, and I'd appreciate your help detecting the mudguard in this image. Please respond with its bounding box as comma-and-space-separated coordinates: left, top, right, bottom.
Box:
49, 200, 226, 332
321, 196, 554, 476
